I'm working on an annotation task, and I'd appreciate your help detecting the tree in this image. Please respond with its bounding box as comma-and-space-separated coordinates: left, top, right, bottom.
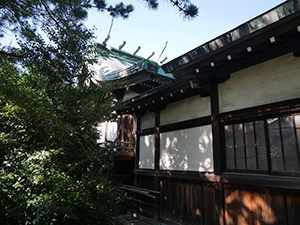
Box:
0, 0, 198, 224
0, 13, 120, 225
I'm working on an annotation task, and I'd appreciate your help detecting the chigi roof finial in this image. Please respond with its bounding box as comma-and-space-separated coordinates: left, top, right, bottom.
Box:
102, 18, 114, 46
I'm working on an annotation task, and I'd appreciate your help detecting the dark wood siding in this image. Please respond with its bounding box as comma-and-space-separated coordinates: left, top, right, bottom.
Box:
132, 173, 300, 225
159, 178, 217, 225
224, 185, 286, 225
286, 189, 300, 225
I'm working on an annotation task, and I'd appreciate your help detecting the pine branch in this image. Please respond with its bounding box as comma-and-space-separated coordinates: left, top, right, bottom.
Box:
0, 49, 26, 58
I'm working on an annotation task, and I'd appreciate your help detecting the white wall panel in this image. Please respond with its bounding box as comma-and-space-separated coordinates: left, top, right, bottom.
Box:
140, 111, 155, 129
96, 121, 117, 143
219, 53, 300, 113
123, 90, 139, 99
160, 125, 214, 172
106, 121, 118, 141
139, 134, 155, 169
160, 95, 211, 126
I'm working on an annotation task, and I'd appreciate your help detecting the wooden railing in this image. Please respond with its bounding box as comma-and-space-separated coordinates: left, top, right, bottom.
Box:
116, 184, 160, 208
113, 141, 135, 157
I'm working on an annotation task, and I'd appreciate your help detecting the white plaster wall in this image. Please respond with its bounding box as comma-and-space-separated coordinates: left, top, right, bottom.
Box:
219, 53, 300, 113
140, 111, 155, 129
106, 121, 118, 141
160, 125, 214, 172
160, 95, 211, 126
139, 134, 155, 169
96, 121, 117, 143
123, 90, 139, 99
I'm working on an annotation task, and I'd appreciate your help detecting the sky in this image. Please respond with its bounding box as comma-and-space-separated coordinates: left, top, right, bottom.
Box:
2, 0, 287, 63
84, 0, 287, 63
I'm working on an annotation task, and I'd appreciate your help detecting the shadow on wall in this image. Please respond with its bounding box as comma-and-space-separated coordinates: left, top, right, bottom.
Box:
224, 186, 286, 225
139, 134, 155, 169
159, 125, 214, 172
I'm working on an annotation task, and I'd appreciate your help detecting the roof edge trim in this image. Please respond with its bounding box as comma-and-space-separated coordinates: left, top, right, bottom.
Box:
162, 0, 300, 73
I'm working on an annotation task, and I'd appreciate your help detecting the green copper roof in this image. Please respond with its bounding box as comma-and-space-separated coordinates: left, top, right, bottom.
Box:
92, 42, 173, 82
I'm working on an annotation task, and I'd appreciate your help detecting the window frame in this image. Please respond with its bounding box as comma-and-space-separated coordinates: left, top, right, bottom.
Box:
222, 109, 300, 177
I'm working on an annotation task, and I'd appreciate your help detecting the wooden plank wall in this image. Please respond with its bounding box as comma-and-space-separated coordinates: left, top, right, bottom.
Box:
158, 179, 217, 225
224, 185, 286, 225
136, 175, 159, 219
285, 189, 300, 225
224, 185, 300, 225
135, 175, 300, 225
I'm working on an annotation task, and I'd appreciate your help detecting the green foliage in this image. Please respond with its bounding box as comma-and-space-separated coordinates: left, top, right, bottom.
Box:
0, 0, 197, 224
0, 0, 198, 40
169, 0, 198, 18
107, 3, 134, 18
0, 1, 125, 224
0, 0, 135, 41
0, 48, 122, 225
0, 145, 123, 224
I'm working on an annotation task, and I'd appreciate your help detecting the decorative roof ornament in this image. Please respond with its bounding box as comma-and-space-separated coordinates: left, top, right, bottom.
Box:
157, 41, 168, 62
160, 57, 168, 64
118, 41, 126, 50
103, 18, 114, 46
147, 52, 155, 60
133, 46, 141, 55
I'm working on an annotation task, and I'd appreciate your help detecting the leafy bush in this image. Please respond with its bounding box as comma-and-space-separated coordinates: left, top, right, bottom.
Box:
0, 53, 123, 224
0, 2, 123, 223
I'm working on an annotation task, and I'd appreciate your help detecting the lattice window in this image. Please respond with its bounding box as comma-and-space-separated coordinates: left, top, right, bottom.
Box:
225, 114, 300, 174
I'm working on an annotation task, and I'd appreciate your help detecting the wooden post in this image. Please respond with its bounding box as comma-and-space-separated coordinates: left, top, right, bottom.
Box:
155, 111, 160, 171
210, 84, 225, 225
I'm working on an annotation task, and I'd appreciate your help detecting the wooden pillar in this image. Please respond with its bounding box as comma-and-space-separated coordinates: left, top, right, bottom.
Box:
134, 115, 141, 186
210, 84, 223, 174
155, 111, 160, 171
210, 84, 225, 225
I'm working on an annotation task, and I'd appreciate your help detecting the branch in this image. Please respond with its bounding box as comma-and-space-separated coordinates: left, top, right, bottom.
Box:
40, 0, 66, 29
169, 0, 198, 18
0, 49, 26, 58
169, 0, 185, 12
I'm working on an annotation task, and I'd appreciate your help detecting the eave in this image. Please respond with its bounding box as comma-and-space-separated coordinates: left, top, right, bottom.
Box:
162, 0, 300, 77
113, 70, 173, 99
120, 0, 300, 115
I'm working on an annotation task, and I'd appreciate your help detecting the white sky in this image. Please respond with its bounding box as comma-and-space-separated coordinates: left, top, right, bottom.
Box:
2, 0, 287, 63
